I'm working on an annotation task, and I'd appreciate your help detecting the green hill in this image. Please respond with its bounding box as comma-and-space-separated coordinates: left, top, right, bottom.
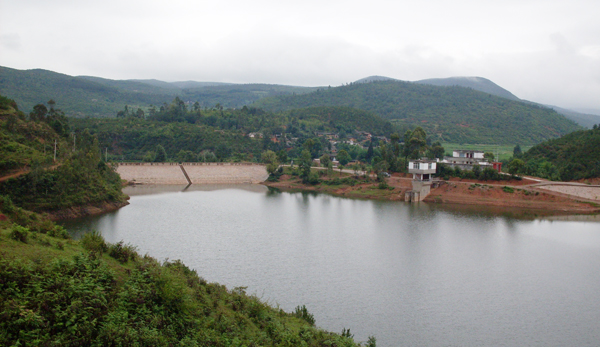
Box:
0, 66, 173, 117
0, 66, 318, 117
521, 125, 600, 180
414, 76, 600, 129
252, 80, 582, 145
0, 95, 126, 212
415, 76, 520, 101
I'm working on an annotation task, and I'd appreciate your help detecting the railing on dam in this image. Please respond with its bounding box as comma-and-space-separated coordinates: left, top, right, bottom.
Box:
116, 162, 264, 166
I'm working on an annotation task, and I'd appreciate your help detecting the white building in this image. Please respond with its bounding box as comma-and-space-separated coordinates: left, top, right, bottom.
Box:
441, 150, 493, 171
406, 159, 437, 202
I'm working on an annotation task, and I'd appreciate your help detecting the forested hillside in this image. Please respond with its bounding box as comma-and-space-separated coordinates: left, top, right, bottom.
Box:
252, 80, 581, 145
519, 125, 600, 180
0, 95, 125, 212
0, 66, 317, 117
71, 99, 394, 162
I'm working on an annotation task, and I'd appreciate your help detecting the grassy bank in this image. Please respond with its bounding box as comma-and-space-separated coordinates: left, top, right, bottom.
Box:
0, 201, 373, 346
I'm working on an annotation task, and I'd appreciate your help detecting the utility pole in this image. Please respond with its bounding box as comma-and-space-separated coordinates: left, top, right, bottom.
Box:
73, 134, 76, 152
54, 140, 57, 162
105, 147, 108, 162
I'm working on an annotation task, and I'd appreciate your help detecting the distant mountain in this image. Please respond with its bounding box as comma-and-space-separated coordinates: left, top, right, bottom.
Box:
169, 81, 232, 89
545, 106, 600, 129
252, 80, 581, 145
0, 66, 317, 116
78, 76, 181, 95
414, 76, 599, 128
0, 66, 170, 117
354, 75, 398, 84
416, 76, 520, 101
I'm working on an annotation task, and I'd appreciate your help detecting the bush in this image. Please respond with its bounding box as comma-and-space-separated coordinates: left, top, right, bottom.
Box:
80, 230, 108, 254
303, 171, 321, 185
10, 224, 29, 243
378, 181, 389, 189
108, 241, 137, 263
502, 186, 514, 193
48, 225, 70, 239
294, 305, 315, 326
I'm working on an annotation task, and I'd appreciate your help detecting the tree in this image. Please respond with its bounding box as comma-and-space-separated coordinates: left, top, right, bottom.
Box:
215, 144, 231, 160
277, 149, 288, 164
472, 165, 481, 178
508, 159, 524, 175
143, 151, 155, 162
319, 154, 331, 168
176, 150, 196, 162
30, 104, 48, 121
154, 144, 167, 162
429, 141, 445, 160
366, 141, 374, 163
513, 144, 523, 157
403, 127, 427, 161
484, 152, 495, 162
261, 150, 279, 175
390, 133, 401, 157
299, 149, 312, 180
136, 108, 145, 119
337, 150, 351, 166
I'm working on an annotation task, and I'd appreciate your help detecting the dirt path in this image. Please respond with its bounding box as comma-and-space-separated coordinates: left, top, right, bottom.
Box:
0, 168, 30, 182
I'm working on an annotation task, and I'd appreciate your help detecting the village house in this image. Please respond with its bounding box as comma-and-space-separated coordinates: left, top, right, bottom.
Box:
440, 150, 502, 172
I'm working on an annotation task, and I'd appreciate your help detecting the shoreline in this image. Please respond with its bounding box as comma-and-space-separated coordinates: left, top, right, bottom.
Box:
263, 173, 600, 216
45, 200, 130, 221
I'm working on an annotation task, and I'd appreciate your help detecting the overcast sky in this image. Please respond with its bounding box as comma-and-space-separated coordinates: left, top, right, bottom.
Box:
1, 0, 599, 111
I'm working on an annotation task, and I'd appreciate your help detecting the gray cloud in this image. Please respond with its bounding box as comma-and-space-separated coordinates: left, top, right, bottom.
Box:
0, 33, 21, 50
1, 0, 600, 109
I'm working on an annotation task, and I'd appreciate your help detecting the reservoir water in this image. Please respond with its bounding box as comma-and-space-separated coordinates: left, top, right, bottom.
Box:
63, 185, 600, 347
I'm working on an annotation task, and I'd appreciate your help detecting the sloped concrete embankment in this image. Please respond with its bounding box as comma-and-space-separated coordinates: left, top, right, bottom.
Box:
116, 163, 269, 185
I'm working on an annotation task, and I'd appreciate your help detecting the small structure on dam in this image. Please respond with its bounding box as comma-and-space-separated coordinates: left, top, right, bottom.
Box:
116, 162, 269, 185
405, 159, 438, 202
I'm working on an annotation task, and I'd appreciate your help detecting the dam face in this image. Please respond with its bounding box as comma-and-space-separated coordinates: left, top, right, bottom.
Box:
116, 163, 269, 185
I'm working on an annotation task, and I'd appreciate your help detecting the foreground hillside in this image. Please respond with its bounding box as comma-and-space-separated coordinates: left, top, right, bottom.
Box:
252, 80, 581, 145
0, 215, 368, 346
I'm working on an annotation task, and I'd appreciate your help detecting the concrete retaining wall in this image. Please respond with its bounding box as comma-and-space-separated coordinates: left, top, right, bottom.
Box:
116, 162, 269, 185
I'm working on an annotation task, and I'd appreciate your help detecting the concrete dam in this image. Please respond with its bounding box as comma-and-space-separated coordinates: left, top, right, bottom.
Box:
116, 162, 269, 185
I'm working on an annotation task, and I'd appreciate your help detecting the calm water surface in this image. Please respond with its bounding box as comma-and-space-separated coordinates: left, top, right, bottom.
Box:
63, 185, 600, 347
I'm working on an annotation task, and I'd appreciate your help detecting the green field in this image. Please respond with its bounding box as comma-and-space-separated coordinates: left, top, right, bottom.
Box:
442, 143, 531, 161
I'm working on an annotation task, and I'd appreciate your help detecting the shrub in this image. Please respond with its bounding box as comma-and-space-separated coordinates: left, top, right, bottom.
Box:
294, 305, 315, 326
108, 241, 137, 263
10, 224, 29, 243
502, 186, 514, 193
80, 230, 108, 254
48, 225, 69, 239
